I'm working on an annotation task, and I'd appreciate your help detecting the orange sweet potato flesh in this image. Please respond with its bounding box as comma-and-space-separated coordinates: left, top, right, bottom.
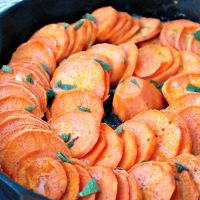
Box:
122, 120, 157, 163
162, 73, 200, 105
178, 106, 200, 155
169, 153, 200, 193
161, 110, 192, 154
61, 163, 80, 200
133, 110, 182, 161
129, 161, 175, 200
80, 132, 106, 166
113, 169, 130, 200
116, 128, 137, 170
48, 112, 100, 158
88, 166, 118, 200
95, 123, 123, 168
50, 89, 104, 122
75, 165, 95, 200
15, 157, 67, 200
1, 129, 71, 177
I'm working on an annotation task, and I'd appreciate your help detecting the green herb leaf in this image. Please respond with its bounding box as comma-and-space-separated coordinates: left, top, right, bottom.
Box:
131, 79, 140, 89
78, 106, 91, 113
62, 23, 70, 29
1, 65, 12, 73
115, 127, 123, 134
46, 89, 56, 101
124, 57, 127, 64
56, 152, 71, 163
110, 88, 115, 94
194, 30, 200, 41
59, 133, 71, 143
55, 80, 76, 90
114, 167, 124, 170
141, 160, 147, 163
25, 105, 37, 112
59, 58, 67, 65
74, 20, 84, 30
78, 178, 99, 197
132, 13, 142, 19
186, 83, 200, 92
175, 162, 189, 173
40, 63, 50, 75
26, 74, 34, 84
67, 136, 79, 148
149, 80, 164, 92
94, 58, 112, 71
82, 13, 97, 24
174, 175, 180, 181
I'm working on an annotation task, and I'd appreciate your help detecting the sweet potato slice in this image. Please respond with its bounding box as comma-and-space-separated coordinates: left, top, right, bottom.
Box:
87, 43, 126, 85
129, 161, 175, 200
31, 23, 69, 62
178, 51, 200, 74
113, 76, 165, 121
94, 123, 123, 168
178, 106, 200, 155
116, 128, 137, 170
75, 165, 95, 200
92, 6, 118, 42
88, 166, 118, 200
162, 73, 200, 105
50, 89, 104, 122
15, 157, 67, 200
10, 41, 56, 75
113, 169, 130, 200
0, 95, 43, 118
1, 129, 71, 176
62, 163, 80, 200
50, 54, 106, 99
130, 17, 161, 43
119, 41, 138, 81
169, 153, 200, 193
133, 110, 182, 161
48, 112, 100, 158
80, 132, 106, 166
122, 120, 157, 163
162, 110, 192, 154
138, 35, 160, 47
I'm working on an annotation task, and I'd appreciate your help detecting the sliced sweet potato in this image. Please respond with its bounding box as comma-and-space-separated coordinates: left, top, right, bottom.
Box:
130, 17, 161, 43
113, 76, 165, 121
117, 128, 137, 170
92, 6, 118, 42
178, 51, 200, 74
62, 162, 80, 200
129, 161, 175, 200
162, 73, 200, 105
138, 35, 160, 47
133, 110, 182, 161
113, 169, 130, 200
50, 54, 106, 99
119, 41, 138, 81
122, 120, 157, 162
0, 95, 43, 118
87, 43, 126, 85
15, 157, 67, 200
88, 166, 118, 200
95, 123, 123, 168
169, 153, 200, 193
48, 112, 100, 158
80, 132, 106, 166
10, 41, 56, 75
178, 106, 200, 155
1, 129, 71, 176
171, 183, 182, 200
75, 165, 96, 200
31, 23, 69, 62
162, 110, 192, 154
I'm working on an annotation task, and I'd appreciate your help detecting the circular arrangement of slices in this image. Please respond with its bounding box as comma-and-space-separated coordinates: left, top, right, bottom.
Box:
1, 5, 200, 200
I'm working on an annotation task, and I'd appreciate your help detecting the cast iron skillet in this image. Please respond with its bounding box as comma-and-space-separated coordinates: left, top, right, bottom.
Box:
0, 0, 200, 199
